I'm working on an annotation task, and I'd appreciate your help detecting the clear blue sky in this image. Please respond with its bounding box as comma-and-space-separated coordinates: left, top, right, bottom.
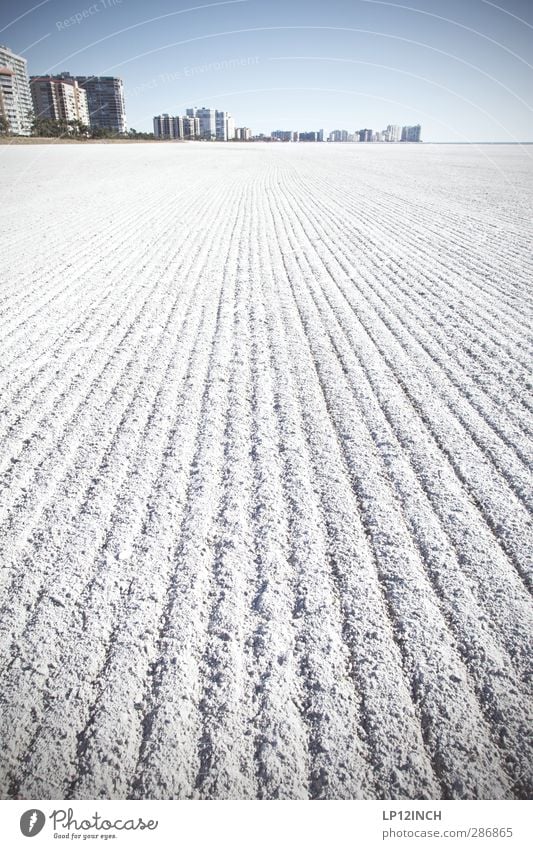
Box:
1, 0, 532, 140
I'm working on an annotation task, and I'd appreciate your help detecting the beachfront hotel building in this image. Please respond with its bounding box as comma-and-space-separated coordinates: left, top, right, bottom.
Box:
153, 113, 186, 139
190, 107, 216, 140
182, 115, 200, 139
401, 124, 422, 142
215, 110, 235, 141
67, 75, 127, 134
385, 124, 401, 142
153, 113, 173, 139
0, 45, 32, 135
30, 76, 90, 125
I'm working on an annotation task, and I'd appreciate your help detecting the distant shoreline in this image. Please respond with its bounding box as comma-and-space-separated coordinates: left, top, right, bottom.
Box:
0, 137, 531, 146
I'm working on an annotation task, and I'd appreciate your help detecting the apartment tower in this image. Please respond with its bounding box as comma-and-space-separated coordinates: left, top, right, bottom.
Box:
0, 45, 32, 134
215, 110, 235, 141
153, 114, 185, 139
66, 74, 127, 133
30, 76, 90, 125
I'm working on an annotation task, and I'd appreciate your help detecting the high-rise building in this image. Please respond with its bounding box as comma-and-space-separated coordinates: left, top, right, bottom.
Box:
215, 109, 236, 141
226, 113, 235, 141
298, 131, 321, 142
358, 128, 373, 142
183, 115, 200, 139
30, 76, 89, 125
153, 113, 173, 139
235, 127, 251, 140
215, 109, 228, 140
401, 124, 421, 142
66, 74, 126, 133
172, 115, 184, 139
385, 124, 401, 142
0, 45, 32, 134
194, 106, 216, 139
153, 114, 186, 139
329, 129, 349, 142
271, 130, 293, 141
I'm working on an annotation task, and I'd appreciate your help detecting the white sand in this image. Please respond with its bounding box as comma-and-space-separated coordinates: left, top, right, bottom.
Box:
0, 142, 531, 800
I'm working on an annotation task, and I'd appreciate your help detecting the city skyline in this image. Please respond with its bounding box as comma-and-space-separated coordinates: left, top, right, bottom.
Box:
1, 40, 426, 141
0, 41, 425, 141
0, 0, 531, 142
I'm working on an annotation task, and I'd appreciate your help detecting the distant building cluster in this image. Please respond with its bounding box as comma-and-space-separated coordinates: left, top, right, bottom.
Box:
272, 124, 422, 143
153, 107, 230, 140
153, 107, 252, 141
0, 43, 422, 145
272, 129, 325, 142
0, 44, 127, 135
353, 124, 402, 142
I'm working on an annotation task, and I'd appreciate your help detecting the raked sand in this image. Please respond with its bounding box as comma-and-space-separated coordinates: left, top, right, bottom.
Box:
0, 142, 531, 799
